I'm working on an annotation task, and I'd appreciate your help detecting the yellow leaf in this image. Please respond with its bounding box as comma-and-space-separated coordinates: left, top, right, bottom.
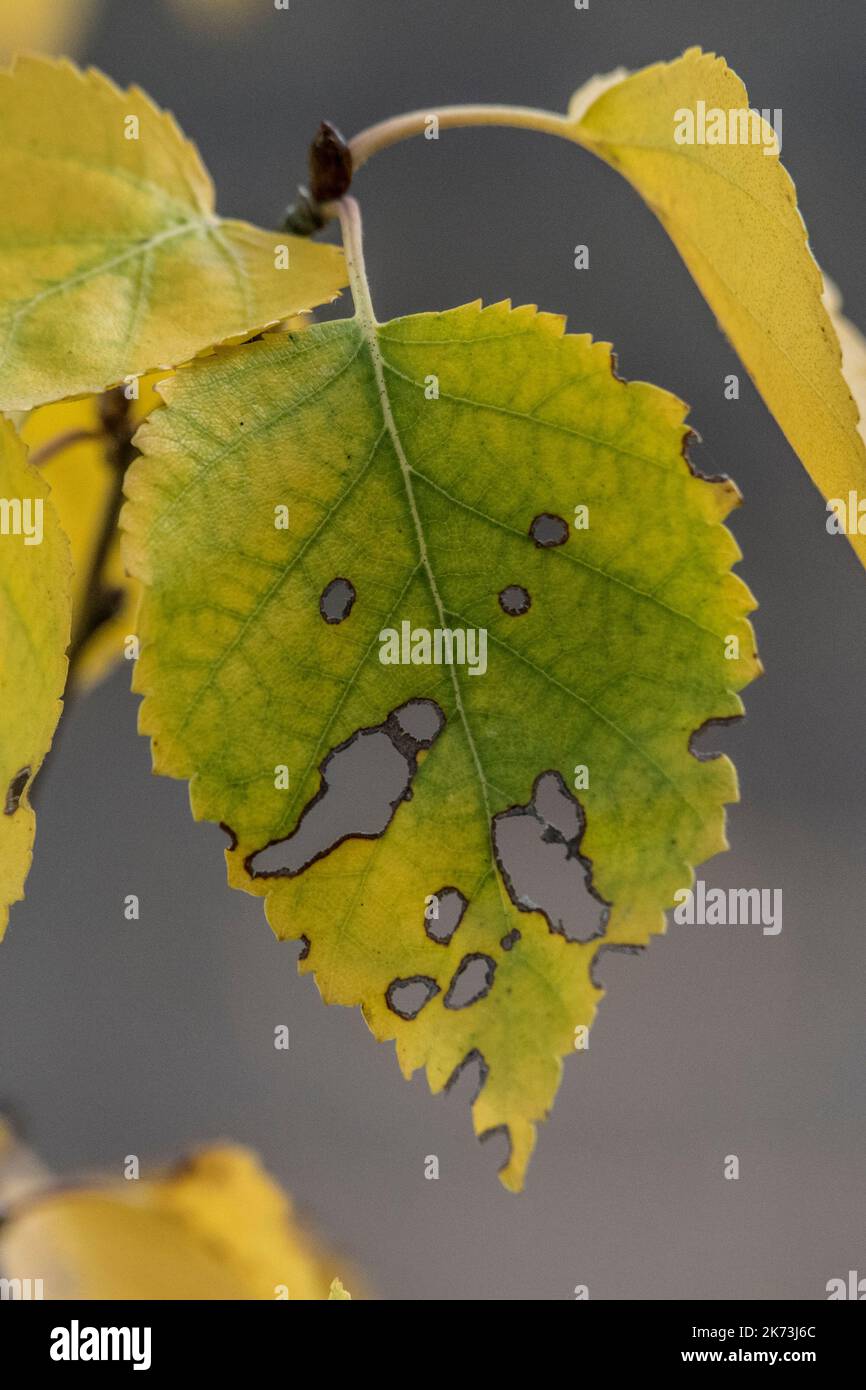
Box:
567, 48, 866, 570
0, 55, 346, 409
0, 1141, 352, 1300
20, 378, 163, 687
823, 277, 866, 448
0, 0, 96, 61
0, 416, 71, 938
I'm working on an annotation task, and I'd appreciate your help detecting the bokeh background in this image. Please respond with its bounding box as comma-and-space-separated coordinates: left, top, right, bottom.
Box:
1, 0, 864, 1300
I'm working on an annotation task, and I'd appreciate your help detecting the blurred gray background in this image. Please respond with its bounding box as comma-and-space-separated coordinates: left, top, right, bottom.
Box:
1, 0, 864, 1300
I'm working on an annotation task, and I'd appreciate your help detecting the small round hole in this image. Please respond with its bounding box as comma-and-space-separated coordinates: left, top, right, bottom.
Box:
499, 584, 531, 617
319, 577, 356, 623
529, 513, 568, 547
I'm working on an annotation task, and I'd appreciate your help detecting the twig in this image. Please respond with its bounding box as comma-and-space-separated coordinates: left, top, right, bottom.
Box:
65, 388, 134, 678
28, 427, 101, 468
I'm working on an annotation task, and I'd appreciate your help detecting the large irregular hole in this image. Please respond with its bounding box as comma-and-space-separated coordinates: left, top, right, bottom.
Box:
688, 714, 743, 762
424, 887, 467, 945
4, 767, 29, 815
499, 584, 531, 616
248, 698, 445, 877
444, 953, 496, 1009
319, 577, 356, 624
529, 513, 569, 548
493, 772, 608, 943
386, 975, 439, 1020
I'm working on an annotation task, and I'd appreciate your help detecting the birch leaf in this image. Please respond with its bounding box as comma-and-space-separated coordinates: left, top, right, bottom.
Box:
123, 301, 759, 1190
0, 416, 71, 938
0, 1140, 350, 1300
567, 48, 866, 570
20, 377, 163, 687
0, 0, 96, 61
0, 56, 346, 409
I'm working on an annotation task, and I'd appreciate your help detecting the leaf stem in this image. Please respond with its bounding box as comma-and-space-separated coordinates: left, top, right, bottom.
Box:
349, 104, 573, 172
323, 195, 377, 327
28, 427, 102, 468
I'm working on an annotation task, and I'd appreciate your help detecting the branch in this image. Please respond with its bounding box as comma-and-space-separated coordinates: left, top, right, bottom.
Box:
348, 104, 573, 171
66, 387, 135, 679
28, 427, 101, 468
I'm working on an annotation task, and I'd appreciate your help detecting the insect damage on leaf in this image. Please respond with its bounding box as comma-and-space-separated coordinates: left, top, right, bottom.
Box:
0, 55, 347, 410
247, 698, 446, 879
123, 299, 759, 1191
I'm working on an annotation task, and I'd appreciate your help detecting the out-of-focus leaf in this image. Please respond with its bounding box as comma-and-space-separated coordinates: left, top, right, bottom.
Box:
0, 1142, 352, 1300
823, 277, 866, 448
0, 0, 96, 61
20, 377, 163, 687
0, 416, 71, 938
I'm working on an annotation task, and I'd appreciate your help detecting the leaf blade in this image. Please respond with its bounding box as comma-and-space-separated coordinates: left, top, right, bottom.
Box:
567, 47, 866, 569
0, 55, 346, 408
124, 302, 759, 1189
0, 415, 71, 937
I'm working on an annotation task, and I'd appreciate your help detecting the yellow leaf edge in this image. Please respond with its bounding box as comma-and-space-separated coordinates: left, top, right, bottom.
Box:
567, 45, 866, 572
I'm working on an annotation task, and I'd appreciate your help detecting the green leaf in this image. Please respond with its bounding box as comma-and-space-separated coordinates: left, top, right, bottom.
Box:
123, 300, 759, 1190
566, 47, 866, 571
0, 414, 71, 938
0, 55, 347, 410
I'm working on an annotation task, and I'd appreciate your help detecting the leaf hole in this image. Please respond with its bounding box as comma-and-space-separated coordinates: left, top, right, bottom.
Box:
5, 768, 29, 816
319, 577, 356, 624
688, 714, 743, 762
392, 697, 445, 749
492, 772, 609, 943
444, 953, 496, 1010
386, 975, 440, 1021
424, 886, 467, 945
445, 1047, 489, 1102
498, 584, 531, 616
529, 513, 569, 547
247, 699, 445, 878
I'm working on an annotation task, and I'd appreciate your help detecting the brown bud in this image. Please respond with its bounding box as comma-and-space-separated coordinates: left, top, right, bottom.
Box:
308, 121, 353, 204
